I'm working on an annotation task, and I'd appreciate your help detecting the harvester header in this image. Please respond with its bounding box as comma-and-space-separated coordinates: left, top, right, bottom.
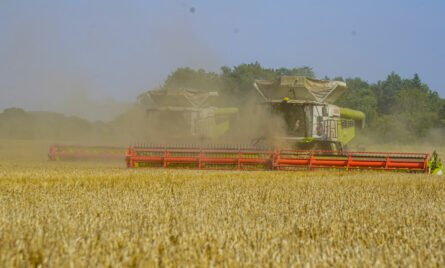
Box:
126, 146, 430, 173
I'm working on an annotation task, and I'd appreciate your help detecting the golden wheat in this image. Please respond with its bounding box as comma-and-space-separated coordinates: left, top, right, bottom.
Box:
0, 162, 444, 267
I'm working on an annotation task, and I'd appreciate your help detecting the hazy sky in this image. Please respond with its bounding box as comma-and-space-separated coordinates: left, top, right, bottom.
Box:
0, 0, 444, 118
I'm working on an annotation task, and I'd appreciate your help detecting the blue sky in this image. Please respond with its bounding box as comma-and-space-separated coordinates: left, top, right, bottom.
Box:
0, 0, 444, 118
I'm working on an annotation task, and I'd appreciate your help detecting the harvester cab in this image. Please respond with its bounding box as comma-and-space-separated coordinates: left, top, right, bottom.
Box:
254, 76, 365, 151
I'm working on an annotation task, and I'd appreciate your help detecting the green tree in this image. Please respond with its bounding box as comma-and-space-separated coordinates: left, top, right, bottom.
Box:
275, 66, 315, 77
372, 115, 409, 143
221, 62, 276, 97
335, 78, 378, 124
439, 101, 445, 127
0, 108, 33, 139
393, 88, 436, 138
162, 67, 222, 92
372, 72, 403, 115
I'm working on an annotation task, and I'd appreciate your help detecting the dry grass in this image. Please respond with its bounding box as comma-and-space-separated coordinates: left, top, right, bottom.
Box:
0, 161, 444, 267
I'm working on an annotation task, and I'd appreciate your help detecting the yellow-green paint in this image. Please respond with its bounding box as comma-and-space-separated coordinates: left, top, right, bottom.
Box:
214, 107, 239, 116
210, 120, 231, 139
339, 108, 365, 121
302, 137, 315, 143
337, 119, 355, 145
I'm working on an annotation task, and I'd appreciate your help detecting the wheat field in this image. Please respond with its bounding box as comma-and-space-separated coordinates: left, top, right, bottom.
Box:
0, 160, 444, 267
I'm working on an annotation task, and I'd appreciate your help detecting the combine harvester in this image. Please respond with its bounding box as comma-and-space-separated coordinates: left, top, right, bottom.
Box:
127, 76, 442, 174
48, 88, 239, 162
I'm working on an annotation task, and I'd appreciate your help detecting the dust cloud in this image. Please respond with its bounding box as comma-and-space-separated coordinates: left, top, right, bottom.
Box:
0, 1, 223, 122
0, 1, 231, 161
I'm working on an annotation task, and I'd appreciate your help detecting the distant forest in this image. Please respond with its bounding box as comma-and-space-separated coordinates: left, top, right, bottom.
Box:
1, 62, 444, 144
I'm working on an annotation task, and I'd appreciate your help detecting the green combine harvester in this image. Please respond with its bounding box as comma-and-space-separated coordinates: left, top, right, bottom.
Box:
141, 89, 239, 142
254, 76, 365, 151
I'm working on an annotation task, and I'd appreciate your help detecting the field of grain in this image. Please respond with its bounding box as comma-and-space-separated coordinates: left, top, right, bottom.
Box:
0, 159, 444, 267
